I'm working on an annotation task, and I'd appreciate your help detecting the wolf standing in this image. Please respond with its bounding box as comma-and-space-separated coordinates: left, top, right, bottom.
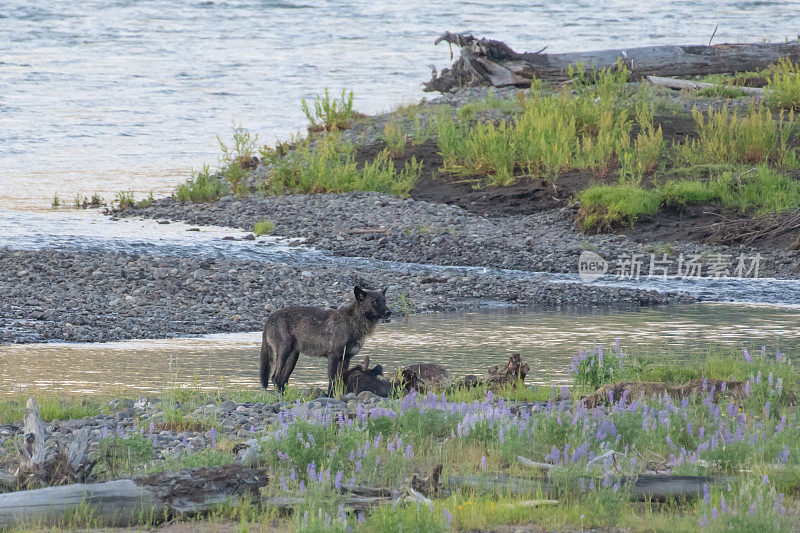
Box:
260, 286, 392, 395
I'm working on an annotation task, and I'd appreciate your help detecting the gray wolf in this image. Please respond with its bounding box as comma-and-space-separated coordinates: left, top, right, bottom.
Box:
260, 286, 391, 395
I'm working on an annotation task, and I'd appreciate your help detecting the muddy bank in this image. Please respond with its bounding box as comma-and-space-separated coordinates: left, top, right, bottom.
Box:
0, 248, 686, 344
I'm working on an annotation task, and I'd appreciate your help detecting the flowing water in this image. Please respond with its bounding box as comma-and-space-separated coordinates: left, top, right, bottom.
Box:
2, 303, 799, 397
3, 0, 800, 210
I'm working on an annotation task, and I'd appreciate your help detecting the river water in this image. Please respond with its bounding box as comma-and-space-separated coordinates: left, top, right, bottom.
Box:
3, 0, 800, 210
2, 304, 799, 397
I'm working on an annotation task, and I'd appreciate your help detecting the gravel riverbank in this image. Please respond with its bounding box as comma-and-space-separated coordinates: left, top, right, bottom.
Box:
0, 247, 687, 344
122, 191, 800, 280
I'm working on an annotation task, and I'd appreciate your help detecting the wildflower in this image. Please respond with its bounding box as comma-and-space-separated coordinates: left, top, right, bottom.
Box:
743, 348, 752, 362
355, 459, 361, 473
209, 427, 216, 446
481, 456, 486, 470
149, 421, 155, 434
762, 475, 769, 485
703, 483, 710, 503
499, 427, 505, 444
302, 511, 308, 527
290, 468, 296, 481
750, 503, 756, 515
299, 480, 305, 494
249, 424, 255, 433
720, 496, 727, 513
405, 444, 414, 458
280, 476, 288, 491
357, 512, 365, 523
335, 470, 343, 490
711, 507, 718, 520
443, 509, 453, 525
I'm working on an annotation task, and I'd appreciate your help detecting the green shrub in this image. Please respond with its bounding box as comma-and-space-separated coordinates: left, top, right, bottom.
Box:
766, 58, 800, 110
710, 165, 800, 214
301, 88, 355, 131
115, 190, 135, 211
176, 165, 225, 203
253, 219, 275, 235
382, 119, 407, 157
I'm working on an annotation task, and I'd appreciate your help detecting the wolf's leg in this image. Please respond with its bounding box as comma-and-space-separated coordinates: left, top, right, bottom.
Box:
327, 352, 345, 397
259, 339, 274, 389
273, 347, 299, 393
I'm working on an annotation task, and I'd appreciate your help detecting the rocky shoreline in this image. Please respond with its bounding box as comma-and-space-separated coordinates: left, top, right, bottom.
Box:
0, 246, 687, 344
121, 190, 800, 280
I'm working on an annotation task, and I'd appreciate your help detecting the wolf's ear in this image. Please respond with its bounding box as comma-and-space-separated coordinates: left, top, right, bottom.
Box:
382, 288, 387, 297
354, 286, 367, 301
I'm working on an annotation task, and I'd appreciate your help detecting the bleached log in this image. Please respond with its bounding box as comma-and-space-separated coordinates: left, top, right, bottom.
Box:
424, 33, 800, 91
646, 75, 766, 96
0, 465, 267, 529
14, 399, 47, 485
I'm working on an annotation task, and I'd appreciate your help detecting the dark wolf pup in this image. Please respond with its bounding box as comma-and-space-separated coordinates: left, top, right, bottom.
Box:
260, 286, 392, 395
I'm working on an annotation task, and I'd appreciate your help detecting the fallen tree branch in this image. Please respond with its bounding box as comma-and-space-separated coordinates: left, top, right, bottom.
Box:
0, 464, 268, 529
646, 75, 765, 96
424, 33, 800, 91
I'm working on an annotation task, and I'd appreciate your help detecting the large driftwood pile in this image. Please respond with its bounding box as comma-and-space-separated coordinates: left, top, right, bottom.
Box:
424, 32, 800, 92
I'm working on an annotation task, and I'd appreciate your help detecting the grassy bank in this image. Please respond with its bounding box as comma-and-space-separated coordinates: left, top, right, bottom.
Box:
3, 344, 799, 531
162, 58, 800, 242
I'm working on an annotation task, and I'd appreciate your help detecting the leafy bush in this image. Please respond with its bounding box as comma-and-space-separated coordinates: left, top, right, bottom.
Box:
176, 165, 225, 203
253, 219, 275, 235
301, 88, 355, 131
766, 58, 800, 110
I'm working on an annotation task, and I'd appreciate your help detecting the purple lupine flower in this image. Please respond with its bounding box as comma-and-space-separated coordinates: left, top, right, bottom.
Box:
703, 483, 710, 503
782, 447, 790, 463
443, 509, 453, 525
769, 373, 774, 387
711, 507, 718, 520
334, 470, 343, 490
349, 476, 355, 489
745, 381, 751, 395
355, 459, 361, 473
299, 480, 305, 494
750, 503, 756, 515
209, 427, 216, 446
250, 424, 255, 433
762, 475, 769, 485
666, 435, 675, 449
743, 348, 752, 362
405, 444, 414, 458
280, 476, 288, 491
149, 421, 155, 434
481, 456, 486, 470
589, 479, 595, 490
357, 512, 365, 523
290, 468, 296, 481
720, 496, 727, 513
349, 450, 355, 461
761, 346, 767, 358
765, 402, 771, 417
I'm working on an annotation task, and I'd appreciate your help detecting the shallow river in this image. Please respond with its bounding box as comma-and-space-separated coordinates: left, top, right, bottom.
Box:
2, 303, 799, 397
4, 0, 800, 211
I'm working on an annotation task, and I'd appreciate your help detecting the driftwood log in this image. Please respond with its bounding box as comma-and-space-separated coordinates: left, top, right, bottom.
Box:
442, 472, 733, 501
582, 378, 747, 408
7, 398, 94, 489
424, 32, 800, 91
646, 75, 766, 96
0, 464, 268, 529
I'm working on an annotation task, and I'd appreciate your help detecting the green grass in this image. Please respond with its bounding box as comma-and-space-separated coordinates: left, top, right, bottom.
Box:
579, 165, 800, 230
577, 184, 662, 230
268, 133, 420, 196
115, 189, 135, 211
0, 394, 108, 425
176, 165, 225, 203
766, 58, 800, 110
697, 85, 747, 99
382, 119, 407, 157
676, 104, 797, 166
302, 87, 355, 132
253, 219, 275, 235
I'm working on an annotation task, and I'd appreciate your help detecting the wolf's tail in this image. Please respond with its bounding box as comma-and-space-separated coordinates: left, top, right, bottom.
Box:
260, 333, 273, 389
